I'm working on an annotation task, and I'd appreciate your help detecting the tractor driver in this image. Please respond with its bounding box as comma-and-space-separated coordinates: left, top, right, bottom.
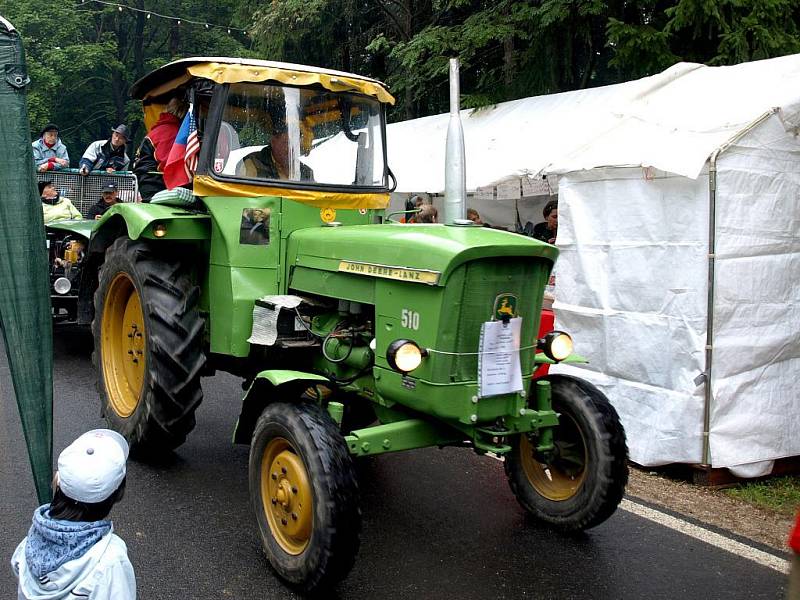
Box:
240, 104, 313, 182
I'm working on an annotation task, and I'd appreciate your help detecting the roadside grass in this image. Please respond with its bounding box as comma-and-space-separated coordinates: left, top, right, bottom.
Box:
723, 475, 800, 516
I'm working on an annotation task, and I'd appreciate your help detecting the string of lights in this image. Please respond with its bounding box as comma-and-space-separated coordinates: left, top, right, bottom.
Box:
78, 0, 247, 35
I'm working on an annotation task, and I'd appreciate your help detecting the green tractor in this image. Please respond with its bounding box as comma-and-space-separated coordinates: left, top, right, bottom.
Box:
55, 57, 628, 592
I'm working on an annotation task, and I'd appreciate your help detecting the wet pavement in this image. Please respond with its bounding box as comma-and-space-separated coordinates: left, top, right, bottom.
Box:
0, 331, 787, 599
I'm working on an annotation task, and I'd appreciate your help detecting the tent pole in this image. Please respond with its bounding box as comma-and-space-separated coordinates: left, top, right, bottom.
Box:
701, 109, 779, 467
702, 152, 719, 467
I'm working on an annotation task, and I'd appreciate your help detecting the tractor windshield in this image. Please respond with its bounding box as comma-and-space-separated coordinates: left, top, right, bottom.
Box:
213, 82, 386, 189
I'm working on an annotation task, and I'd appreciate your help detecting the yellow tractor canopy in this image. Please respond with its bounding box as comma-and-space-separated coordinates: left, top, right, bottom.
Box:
131, 57, 394, 209
132, 57, 395, 131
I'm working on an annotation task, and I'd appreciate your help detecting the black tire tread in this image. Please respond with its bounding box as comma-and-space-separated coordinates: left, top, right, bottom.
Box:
92, 237, 205, 451
505, 374, 628, 531
249, 402, 361, 593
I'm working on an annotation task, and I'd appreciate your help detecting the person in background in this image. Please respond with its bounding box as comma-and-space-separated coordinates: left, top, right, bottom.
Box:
789, 513, 800, 600
467, 208, 483, 225
87, 183, 120, 220
32, 123, 70, 172
401, 195, 424, 223
416, 204, 438, 223
11, 429, 136, 600
39, 180, 81, 223
532, 199, 558, 244
133, 96, 188, 201
79, 125, 130, 175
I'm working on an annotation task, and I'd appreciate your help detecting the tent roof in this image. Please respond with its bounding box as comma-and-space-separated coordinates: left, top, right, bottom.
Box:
386, 53, 800, 193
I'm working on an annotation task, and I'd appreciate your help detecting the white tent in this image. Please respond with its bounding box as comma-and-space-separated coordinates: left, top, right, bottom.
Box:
382, 54, 800, 477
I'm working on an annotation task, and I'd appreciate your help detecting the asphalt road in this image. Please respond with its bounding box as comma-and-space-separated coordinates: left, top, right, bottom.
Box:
0, 331, 788, 599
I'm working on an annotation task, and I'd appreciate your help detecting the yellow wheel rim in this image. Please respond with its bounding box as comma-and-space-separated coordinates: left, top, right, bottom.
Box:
520, 411, 587, 501
260, 437, 313, 555
101, 273, 146, 418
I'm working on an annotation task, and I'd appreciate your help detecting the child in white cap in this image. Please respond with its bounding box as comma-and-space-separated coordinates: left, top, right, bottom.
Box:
11, 429, 136, 599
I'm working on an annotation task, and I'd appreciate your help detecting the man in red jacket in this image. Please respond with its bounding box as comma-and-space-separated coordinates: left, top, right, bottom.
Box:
132, 96, 188, 201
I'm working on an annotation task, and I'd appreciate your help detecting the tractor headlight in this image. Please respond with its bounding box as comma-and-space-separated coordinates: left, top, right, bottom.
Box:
387, 339, 426, 373
53, 277, 71, 295
538, 331, 573, 362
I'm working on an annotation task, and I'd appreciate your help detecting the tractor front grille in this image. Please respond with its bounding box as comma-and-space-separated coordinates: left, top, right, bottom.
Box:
431, 257, 550, 383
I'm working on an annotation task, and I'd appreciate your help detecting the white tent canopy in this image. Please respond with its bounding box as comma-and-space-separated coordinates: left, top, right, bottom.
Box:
380, 53, 800, 477
385, 54, 800, 192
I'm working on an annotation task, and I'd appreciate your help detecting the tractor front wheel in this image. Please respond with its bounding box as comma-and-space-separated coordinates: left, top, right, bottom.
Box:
249, 402, 360, 593
505, 375, 628, 531
92, 237, 205, 451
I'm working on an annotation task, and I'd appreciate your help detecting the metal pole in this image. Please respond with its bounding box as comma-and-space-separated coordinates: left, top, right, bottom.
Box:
700, 109, 776, 466
701, 153, 718, 467
444, 58, 467, 225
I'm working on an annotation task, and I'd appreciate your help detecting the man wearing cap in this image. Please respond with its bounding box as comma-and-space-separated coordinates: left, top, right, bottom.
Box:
78, 125, 131, 175
86, 183, 120, 220
32, 123, 70, 172
11, 429, 136, 599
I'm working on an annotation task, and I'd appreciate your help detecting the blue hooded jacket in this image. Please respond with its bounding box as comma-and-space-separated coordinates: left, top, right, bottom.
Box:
11, 505, 135, 600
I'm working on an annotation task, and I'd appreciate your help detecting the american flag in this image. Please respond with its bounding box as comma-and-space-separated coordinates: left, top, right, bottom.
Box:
183, 105, 200, 179
163, 102, 200, 189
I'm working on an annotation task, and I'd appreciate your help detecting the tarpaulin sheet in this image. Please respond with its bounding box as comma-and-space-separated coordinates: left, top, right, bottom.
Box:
551, 120, 800, 476
550, 168, 709, 467
0, 16, 53, 503
374, 53, 800, 193
709, 114, 800, 477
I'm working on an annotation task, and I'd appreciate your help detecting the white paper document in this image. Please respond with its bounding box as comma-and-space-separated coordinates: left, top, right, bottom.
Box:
248, 295, 304, 346
478, 317, 523, 398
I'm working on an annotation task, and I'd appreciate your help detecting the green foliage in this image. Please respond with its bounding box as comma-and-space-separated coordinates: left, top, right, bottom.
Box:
608, 0, 800, 76
607, 19, 678, 79
4, 0, 800, 141
715, 0, 800, 63
1, 0, 249, 154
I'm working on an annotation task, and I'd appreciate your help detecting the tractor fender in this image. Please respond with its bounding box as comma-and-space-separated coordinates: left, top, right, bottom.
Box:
74, 208, 210, 324
234, 370, 330, 444
92, 204, 211, 246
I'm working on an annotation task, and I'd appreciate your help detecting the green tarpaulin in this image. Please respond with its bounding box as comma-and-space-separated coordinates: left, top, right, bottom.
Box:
0, 15, 54, 504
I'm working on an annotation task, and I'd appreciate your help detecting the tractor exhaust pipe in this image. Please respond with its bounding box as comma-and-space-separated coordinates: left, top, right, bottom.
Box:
444, 57, 467, 225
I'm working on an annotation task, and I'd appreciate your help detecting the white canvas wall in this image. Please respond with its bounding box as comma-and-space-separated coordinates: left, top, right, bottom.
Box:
550, 167, 710, 466
710, 114, 800, 476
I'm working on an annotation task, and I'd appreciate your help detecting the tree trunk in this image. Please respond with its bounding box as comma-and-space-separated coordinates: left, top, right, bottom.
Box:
403, 0, 414, 119
133, 0, 145, 81
111, 13, 128, 129
169, 22, 180, 57
503, 2, 514, 87
503, 37, 514, 87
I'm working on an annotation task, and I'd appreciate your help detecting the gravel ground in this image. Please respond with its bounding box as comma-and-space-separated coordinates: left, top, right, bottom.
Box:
626, 466, 794, 552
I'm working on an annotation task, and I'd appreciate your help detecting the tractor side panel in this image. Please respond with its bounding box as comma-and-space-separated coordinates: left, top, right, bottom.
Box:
205, 196, 282, 356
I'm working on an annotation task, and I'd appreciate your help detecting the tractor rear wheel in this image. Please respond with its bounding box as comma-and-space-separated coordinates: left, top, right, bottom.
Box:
505, 375, 628, 531
249, 402, 360, 593
92, 237, 205, 451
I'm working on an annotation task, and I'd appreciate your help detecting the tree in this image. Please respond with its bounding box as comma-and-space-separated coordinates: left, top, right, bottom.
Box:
607, 0, 800, 79
7, 0, 800, 142
250, 1, 636, 119
1, 0, 250, 154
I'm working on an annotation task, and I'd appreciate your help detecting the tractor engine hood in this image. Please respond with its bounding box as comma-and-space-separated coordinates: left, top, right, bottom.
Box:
287, 223, 557, 286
